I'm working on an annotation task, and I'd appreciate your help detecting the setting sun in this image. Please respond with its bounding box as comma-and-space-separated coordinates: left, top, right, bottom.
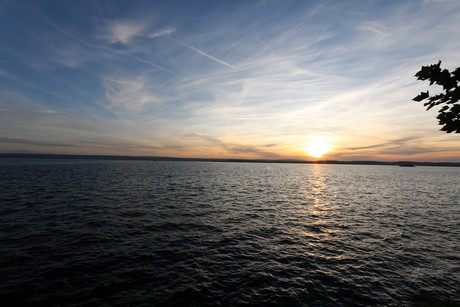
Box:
305, 137, 333, 159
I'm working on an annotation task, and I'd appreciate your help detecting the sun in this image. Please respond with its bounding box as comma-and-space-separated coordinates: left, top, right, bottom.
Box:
305, 136, 333, 159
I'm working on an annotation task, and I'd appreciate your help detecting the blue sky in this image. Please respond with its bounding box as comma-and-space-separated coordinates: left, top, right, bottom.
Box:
1, 0, 459, 161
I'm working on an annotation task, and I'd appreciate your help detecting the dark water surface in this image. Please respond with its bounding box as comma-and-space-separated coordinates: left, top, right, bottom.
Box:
0, 159, 459, 306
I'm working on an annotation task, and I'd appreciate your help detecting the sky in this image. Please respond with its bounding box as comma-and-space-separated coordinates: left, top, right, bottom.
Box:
1, 0, 459, 162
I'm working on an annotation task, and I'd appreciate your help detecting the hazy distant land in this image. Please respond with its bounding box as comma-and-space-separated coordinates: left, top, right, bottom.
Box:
1, 153, 459, 167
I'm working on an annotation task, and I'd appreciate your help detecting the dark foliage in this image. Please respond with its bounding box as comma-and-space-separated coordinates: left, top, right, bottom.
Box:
413, 61, 460, 133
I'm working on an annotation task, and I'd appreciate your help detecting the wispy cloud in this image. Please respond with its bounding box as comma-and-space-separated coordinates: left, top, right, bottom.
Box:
182, 133, 282, 159
348, 136, 422, 151
0, 137, 75, 147
103, 20, 177, 44
45, 19, 175, 74
103, 75, 159, 113
104, 20, 145, 44
0, 89, 170, 155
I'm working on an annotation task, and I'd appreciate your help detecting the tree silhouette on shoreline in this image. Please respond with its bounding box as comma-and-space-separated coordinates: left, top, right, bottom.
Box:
413, 61, 460, 133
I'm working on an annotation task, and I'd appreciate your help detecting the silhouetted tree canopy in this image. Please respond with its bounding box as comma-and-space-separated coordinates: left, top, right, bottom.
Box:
413, 61, 460, 133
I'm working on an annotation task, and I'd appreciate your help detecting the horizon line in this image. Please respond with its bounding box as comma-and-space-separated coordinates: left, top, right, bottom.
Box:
1, 153, 459, 166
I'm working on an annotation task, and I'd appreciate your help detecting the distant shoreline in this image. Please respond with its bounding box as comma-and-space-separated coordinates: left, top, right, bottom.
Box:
1, 153, 459, 167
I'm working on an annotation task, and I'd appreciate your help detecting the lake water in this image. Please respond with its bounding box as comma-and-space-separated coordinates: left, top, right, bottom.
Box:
0, 159, 459, 306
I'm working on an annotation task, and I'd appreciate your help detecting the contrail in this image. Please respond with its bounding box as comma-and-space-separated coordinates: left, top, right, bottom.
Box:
178, 41, 238, 70
114, 51, 176, 74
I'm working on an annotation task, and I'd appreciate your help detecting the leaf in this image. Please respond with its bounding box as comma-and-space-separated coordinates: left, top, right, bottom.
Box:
413, 91, 429, 102
414, 61, 460, 133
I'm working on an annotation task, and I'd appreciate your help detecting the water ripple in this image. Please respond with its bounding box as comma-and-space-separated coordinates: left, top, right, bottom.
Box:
0, 160, 459, 306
